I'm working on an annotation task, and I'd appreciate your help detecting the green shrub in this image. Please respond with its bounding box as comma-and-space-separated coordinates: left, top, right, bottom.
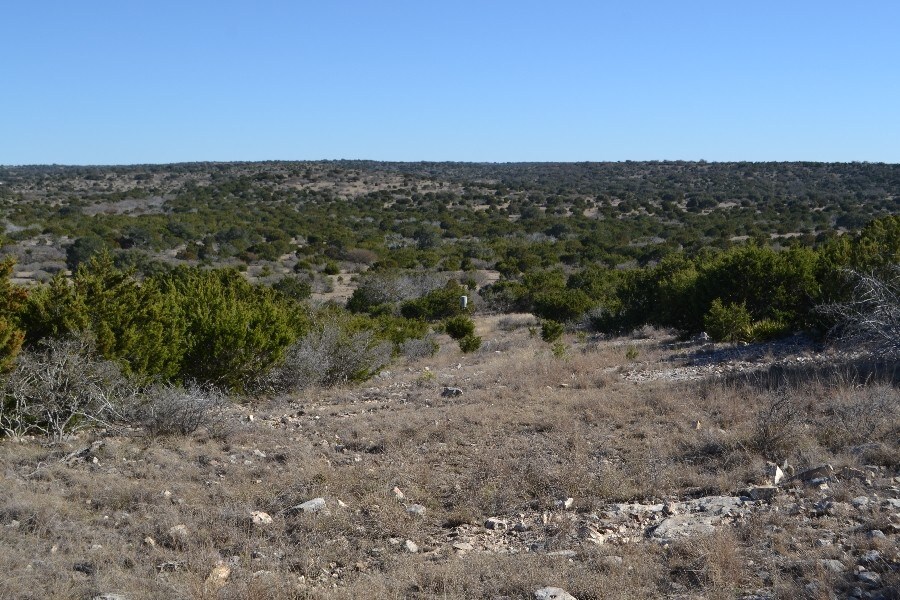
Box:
323, 261, 340, 275
0, 258, 26, 372
444, 315, 476, 340
531, 288, 594, 322
749, 318, 790, 342
704, 299, 752, 343
66, 235, 109, 271
159, 267, 306, 391
401, 280, 470, 321
540, 319, 564, 343
458, 334, 482, 353
273, 275, 313, 301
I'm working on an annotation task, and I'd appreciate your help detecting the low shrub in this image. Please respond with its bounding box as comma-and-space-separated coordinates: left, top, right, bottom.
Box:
400, 335, 440, 360
1, 335, 132, 440
267, 321, 392, 391
540, 319, 564, 343
129, 382, 224, 437
458, 334, 482, 353
704, 299, 752, 343
444, 315, 475, 340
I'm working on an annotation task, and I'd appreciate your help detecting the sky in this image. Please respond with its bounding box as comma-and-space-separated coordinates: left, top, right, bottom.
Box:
2, 1, 899, 164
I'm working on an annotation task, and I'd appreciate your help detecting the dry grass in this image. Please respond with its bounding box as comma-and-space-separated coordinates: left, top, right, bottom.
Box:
1, 322, 898, 599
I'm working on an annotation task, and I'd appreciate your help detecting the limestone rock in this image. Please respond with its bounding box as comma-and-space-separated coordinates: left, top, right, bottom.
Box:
747, 486, 778, 502
535, 587, 577, 600
765, 463, 784, 485
651, 514, 718, 540
293, 498, 327, 513
485, 517, 508, 530
404, 539, 418, 553
818, 559, 845, 574
251, 511, 273, 526
205, 563, 231, 591
850, 496, 869, 509
406, 503, 426, 516
167, 524, 190, 547
857, 571, 881, 586
795, 464, 834, 483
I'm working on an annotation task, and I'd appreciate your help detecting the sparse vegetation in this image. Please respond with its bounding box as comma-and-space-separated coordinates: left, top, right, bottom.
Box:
0, 161, 898, 599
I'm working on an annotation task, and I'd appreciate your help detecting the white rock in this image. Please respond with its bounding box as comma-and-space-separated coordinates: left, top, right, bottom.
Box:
205, 564, 231, 590
850, 496, 869, 509
485, 517, 508, 530
818, 559, 844, 574
392, 486, 405, 501
765, 463, 784, 485
534, 587, 577, 600
406, 504, 426, 516
251, 511, 273, 525
167, 524, 190, 545
294, 498, 327, 513
404, 540, 418, 553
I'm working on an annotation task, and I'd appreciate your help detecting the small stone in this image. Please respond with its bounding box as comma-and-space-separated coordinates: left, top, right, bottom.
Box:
294, 498, 327, 513
869, 529, 886, 539
205, 563, 231, 590
818, 559, 845, 574
167, 524, 190, 546
392, 486, 405, 501
599, 555, 623, 567
453, 542, 474, 551
535, 587, 577, 600
441, 387, 463, 398
851, 496, 869, 509
857, 571, 881, 586
253, 449, 266, 459
765, 463, 784, 485
795, 464, 834, 483
406, 504, 426, 516
404, 540, 418, 553
747, 486, 778, 502
861, 550, 881, 564
485, 517, 509, 530
251, 511, 273, 526
337, 499, 348, 508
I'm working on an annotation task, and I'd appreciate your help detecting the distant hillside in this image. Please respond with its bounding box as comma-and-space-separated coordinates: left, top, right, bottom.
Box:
0, 161, 897, 286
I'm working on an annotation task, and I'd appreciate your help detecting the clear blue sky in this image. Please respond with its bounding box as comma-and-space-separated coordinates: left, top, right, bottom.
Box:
2, 1, 898, 164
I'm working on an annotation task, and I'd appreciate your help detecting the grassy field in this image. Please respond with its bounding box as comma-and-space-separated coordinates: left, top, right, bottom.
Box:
1, 318, 897, 600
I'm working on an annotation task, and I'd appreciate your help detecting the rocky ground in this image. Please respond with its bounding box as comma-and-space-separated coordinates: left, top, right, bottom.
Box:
1, 322, 897, 599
